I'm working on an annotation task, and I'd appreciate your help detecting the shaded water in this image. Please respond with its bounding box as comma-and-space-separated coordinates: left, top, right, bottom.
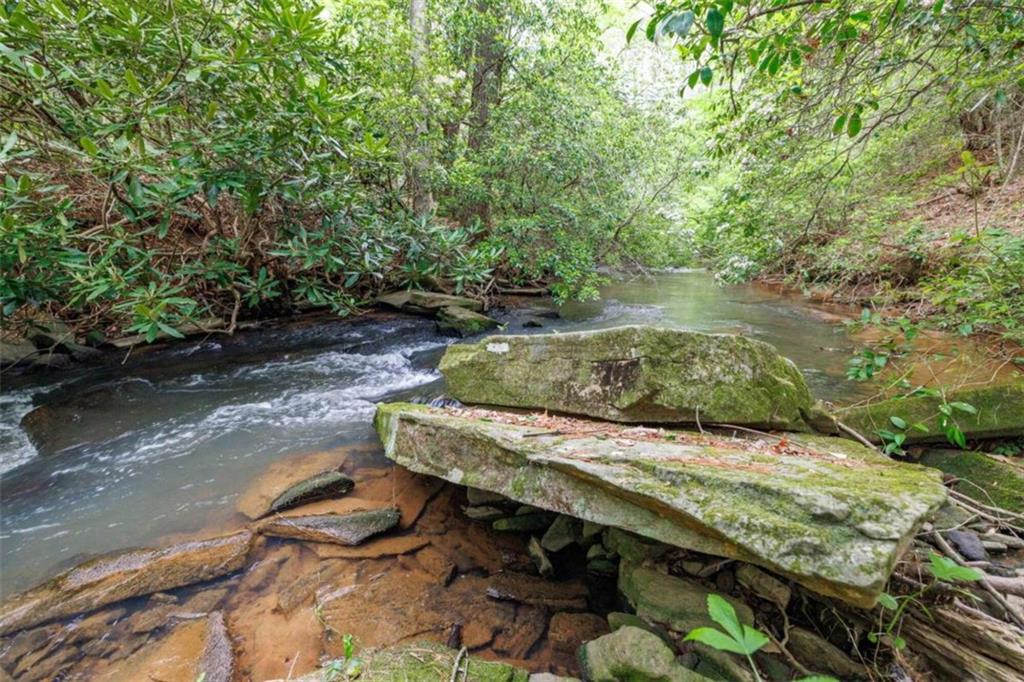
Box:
0, 270, 872, 596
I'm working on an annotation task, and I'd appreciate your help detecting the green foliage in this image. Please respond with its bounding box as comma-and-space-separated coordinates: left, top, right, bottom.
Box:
685, 595, 838, 682
2, 0, 683, 338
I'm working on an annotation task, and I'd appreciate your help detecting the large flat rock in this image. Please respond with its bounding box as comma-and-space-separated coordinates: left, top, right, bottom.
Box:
0, 530, 252, 636
438, 326, 815, 431
837, 380, 1024, 444
375, 403, 947, 607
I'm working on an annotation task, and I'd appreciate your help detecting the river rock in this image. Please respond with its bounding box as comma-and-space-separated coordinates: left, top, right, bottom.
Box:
436, 305, 500, 337
256, 509, 400, 545
375, 403, 946, 606
541, 515, 582, 552
619, 563, 755, 633
236, 449, 352, 519
836, 381, 1024, 443
438, 326, 815, 430
0, 530, 252, 636
0, 336, 38, 366
261, 470, 354, 519
578, 626, 711, 682
377, 290, 483, 314
945, 529, 988, 561
786, 627, 867, 679
486, 572, 589, 611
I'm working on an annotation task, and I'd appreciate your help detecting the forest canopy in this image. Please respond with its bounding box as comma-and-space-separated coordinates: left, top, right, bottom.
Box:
1, 0, 1023, 342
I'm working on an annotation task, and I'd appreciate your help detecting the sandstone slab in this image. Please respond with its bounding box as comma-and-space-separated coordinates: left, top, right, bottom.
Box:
257, 509, 399, 545
439, 326, 815, 430
375, 403, 947, 606
0, 531, 252, 636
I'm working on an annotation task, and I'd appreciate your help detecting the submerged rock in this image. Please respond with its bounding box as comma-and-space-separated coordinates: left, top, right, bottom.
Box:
375, 403, 947, 606
261, 470, 354, 518
437, 305, 501, 337
257, 509, 400, 545
377, 290, 483, 314
578, 626, 711, 682
236, 448, 353, 519
836, 380, 1024, 443
438, 325, 815, 430
197, 611, 234, 682
0, 530, 252, 636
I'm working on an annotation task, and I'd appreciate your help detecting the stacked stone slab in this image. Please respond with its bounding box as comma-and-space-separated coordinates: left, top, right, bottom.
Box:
376, 326, 948, 607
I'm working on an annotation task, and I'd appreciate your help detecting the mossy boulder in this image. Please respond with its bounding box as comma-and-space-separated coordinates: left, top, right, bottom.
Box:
919, 449, 1024, 513
436, 305, 500, 337
836, 381, 1024, 444
438, 326, 815, 430
578, 626, 712, 682
374, 403, 947, 606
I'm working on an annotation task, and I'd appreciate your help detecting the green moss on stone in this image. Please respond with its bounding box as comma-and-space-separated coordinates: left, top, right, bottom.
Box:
920, 449, 1024, 513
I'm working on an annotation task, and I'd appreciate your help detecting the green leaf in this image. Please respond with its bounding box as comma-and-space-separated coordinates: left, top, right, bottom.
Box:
185, 67, 202, 83
949, 401, 977, 415
124, 69, 143, 95
877, 593, 899, 610
847, 112, 862, 137
688, 70, 700, 88
832, 115, 847, 134
700, 66, 713, 86
79, 136, 99, 156
928, 552, 982, 582
684, 627, 749, 655
707, 594, 745, 643
626, 19, 641, 44
890, 416, 907, 430
706, 9, 724, 39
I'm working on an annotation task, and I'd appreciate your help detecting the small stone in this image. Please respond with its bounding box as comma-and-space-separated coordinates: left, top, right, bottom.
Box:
945, 530, 988, 561
585, 544, 609, 560
786, 627, 867, 679
467, 488, 512, 506
982, 541, 1008, 553
736, 564, 791, 609
578, 626, 708, 682
586, 559, 618, 577
581, 521, 605, 540
464, 505, 508, 521
606, 612, 675, 648
528, 537, 554, 577
541, 515, 582, 552
492, 605, 547, 658
264, 470, 354, 517
493, 514, 552, 533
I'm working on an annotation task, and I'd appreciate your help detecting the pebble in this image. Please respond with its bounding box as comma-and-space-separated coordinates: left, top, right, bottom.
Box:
945, 529, 989, 561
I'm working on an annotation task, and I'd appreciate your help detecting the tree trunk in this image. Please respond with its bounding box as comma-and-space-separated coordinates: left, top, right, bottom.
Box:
408, 0, 434, 216
463, 0, 504, 226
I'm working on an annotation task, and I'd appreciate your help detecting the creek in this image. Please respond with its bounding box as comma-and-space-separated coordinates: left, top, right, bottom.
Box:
0, 270, 919, 597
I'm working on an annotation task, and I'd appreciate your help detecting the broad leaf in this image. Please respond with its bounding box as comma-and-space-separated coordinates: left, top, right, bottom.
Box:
929, 552, 982, 582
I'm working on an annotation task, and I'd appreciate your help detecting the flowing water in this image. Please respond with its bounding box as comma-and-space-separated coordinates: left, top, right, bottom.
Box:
0, 270, 892, 596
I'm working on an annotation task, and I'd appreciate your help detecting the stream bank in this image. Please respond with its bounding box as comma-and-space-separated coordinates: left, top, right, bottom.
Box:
2, 271, 1022, 680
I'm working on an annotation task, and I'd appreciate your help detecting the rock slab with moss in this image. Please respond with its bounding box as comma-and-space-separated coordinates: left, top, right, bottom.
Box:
439, 326, 816, 430
377, 290, 483, 314
836, 381, 1024, 443
375, 403, 947, 606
